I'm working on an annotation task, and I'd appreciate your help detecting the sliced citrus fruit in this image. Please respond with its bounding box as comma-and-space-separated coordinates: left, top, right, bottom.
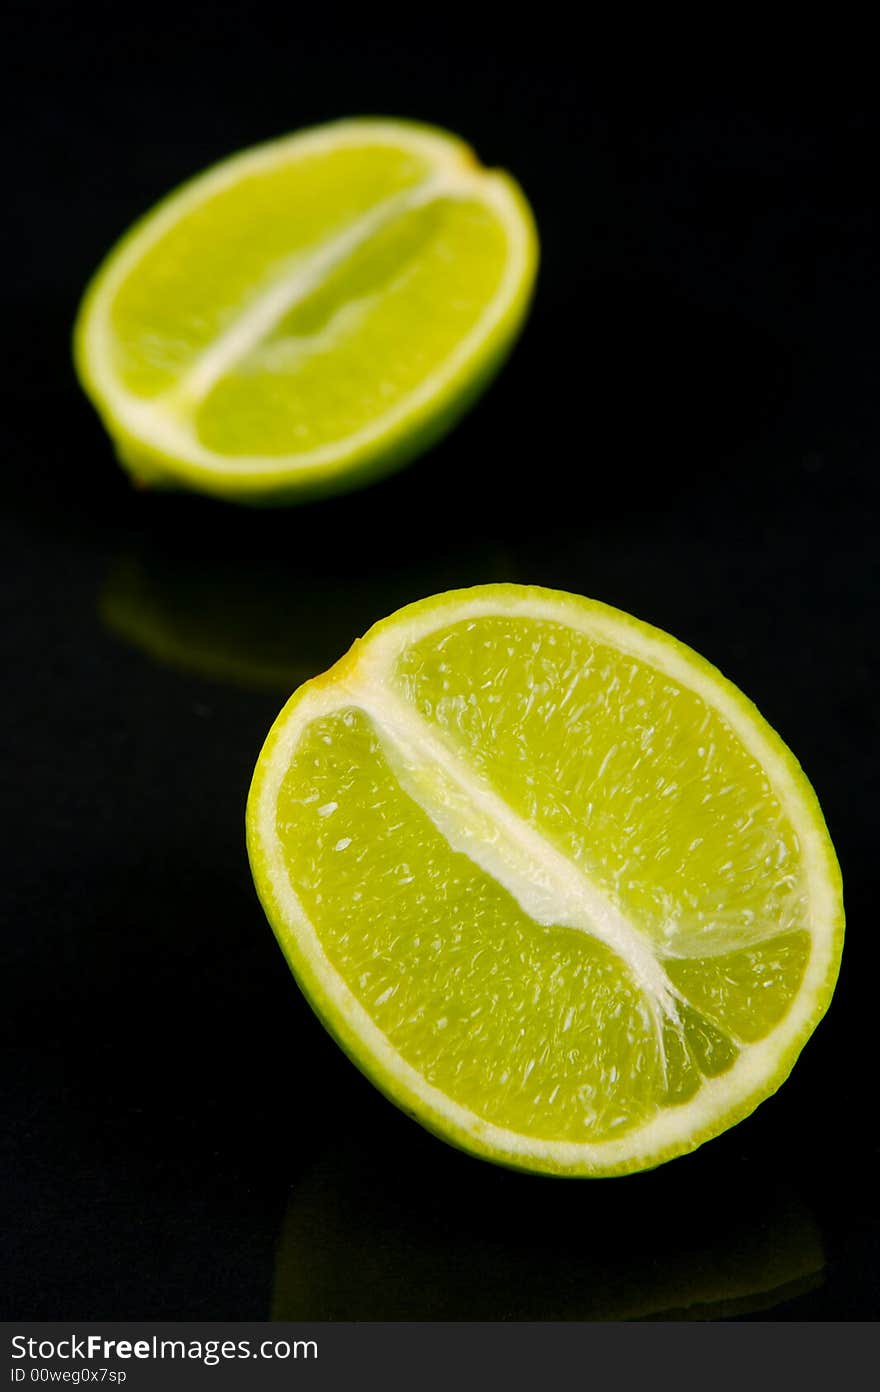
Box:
247, 585, 843, 1175
73, 119, 537, 503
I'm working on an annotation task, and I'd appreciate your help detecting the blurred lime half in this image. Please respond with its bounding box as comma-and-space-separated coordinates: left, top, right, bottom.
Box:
74, 119, 538, 503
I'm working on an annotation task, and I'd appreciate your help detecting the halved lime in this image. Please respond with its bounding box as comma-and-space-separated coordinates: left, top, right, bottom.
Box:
74, 119, 538, 503
247, 585, 843, 1175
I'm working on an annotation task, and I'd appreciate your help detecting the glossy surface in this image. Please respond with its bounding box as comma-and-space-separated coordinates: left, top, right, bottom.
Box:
4, 22, 878, 1318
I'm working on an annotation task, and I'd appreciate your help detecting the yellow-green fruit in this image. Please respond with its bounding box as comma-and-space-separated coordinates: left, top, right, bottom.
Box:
247, 585, 843, 1175
74, 120, 538, 503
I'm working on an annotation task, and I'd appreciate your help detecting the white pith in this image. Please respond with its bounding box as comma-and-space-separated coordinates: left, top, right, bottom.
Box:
351, 676, 679, 1016
78, 120, 534, 484
251, 591, 841, 1173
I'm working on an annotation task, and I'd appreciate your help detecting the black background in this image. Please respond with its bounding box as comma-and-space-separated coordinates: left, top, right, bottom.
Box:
4, 8, 879, 1320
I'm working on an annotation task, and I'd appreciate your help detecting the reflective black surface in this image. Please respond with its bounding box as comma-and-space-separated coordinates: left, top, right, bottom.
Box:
5, 16, 879, 1318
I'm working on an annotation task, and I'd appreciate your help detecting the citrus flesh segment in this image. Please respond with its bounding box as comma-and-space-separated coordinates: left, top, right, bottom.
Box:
247, 586, 843, 1175
74, 120, 538, 502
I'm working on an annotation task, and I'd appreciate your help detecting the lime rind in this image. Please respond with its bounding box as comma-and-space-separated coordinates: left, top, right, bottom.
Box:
247, 585, 844, 1175
73, 119, 539, 504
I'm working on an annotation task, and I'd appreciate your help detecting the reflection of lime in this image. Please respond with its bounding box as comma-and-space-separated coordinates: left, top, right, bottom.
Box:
99, 545, 514, 692
272, 1141, 824, 1320
74, 119, 538, 503
248, 585, 843, 1176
